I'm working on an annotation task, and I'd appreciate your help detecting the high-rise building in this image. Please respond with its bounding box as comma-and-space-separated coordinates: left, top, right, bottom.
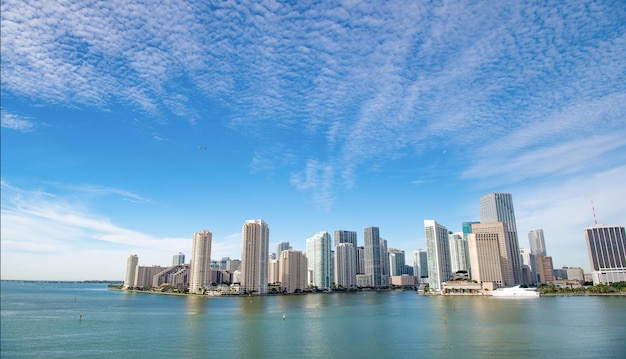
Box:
380, 238, 390, 287
241, 220, 270, 294
364, 227, 383, 288
189, 230, 212, 293
388, 248, 405, 276
462, 221, 479, 276
424, 220, 452, 292
172, 252, 185, 266
537, 256, 555, 283
334, 230, 357, 247
268, 259, 280, 284
134, 265, 165, 288
413, 249, 428, 283
448, 232, 468, 273
334, 243, 357, 289
279, 249, 308, 293
335, 230, 358, 271
276, 242, 291, 257
528, 229, 547, 256
519, 247, 538, 285
584, 225, 626, 285
306, 231, 333, 290
479, 193, 523, 284
124, 254, 138, 289
356, 246, 365, 274
469, 222, 515, 287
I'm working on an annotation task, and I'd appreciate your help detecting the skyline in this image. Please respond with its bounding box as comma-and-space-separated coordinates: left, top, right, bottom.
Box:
2, 1, 625, 280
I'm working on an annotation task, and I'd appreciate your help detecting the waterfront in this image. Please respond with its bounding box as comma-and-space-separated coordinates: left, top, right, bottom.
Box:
2, 281, 625, 358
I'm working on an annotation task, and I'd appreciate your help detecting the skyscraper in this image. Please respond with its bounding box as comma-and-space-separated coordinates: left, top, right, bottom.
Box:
462, 221, 480, 276
413, 249, 428, 283
172, 252, 185, 265
334, 242, 357, 289
380, 238, 390, 286
479, 193, 523, 284
364, 227, 382, 288
424, 220, 452, 292
306, 231, 333, 290
470, 222, 515, 286
124, 254, 138, 289
448, 232, 468, 274
279, 249, 307, 293
528, 229, 547, 256
334, 230, 357, 247
276, 241, 291, 257
189, 230, 212, 294
241, 220, 269, 294
584, 225, 626, 285
388, 248, 405, 276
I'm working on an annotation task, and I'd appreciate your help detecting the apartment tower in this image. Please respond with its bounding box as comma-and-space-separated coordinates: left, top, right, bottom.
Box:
241, 220, 269, 294
189, 230, 212, 293
424, 220, 452, 292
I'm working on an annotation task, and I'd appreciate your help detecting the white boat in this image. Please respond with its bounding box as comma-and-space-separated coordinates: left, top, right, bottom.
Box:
490, 286, 540, 298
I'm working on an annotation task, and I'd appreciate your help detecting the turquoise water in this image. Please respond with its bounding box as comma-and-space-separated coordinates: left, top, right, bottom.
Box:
2, 282, 625, 358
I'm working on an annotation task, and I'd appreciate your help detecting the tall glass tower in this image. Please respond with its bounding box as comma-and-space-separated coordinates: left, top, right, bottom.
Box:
424, 220, 452, 292
528, 229, 547, 256
306, 231, 333, 289
479, 193, 523, 285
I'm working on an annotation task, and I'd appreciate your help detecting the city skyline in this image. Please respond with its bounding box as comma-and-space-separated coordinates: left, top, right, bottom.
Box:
2, 1, 625, 281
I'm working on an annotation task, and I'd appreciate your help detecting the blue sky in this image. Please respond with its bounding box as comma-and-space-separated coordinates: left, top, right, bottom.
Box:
2, 0, 625, 280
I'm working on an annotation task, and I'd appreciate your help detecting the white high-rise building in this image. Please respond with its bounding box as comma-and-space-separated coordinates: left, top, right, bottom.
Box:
268, 259, 280, 285
364, 227, 383, 288
413, 249, 428, 283
334, 243, 357, 289
306, 231, 333, 290
241, 220, 269, 294
479, 193, 523, 285
448, 232, 468, 273
124, 254, 138, 289
528, 229, 547, 256
388, 248, 405, 276
424, 220, 452, 292
189, 230, 212, 294
584, 225, 626, 285
520, 247, 538, 285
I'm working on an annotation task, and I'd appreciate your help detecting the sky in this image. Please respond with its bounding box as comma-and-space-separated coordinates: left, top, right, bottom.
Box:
1, 0, 625, 281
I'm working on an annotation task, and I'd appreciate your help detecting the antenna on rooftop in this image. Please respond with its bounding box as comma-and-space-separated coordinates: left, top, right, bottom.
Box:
591, 200, 598, 225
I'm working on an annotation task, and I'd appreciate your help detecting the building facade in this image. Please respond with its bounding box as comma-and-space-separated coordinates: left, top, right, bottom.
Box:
364, 227, 383, 288
388, 248, 405, 276
448, 232, 468, 274
584, 225, 626, 285
528, 229, 547, 257
306, 231, 333, 290
241, 220, 270, 294
172, 252, 185, 266
413, 249, 428, 283
189, 230, 212, 293
479, 193, 523, 284
424, 220, 452, 292
470, 222, 515, 287
279, 249, 307, 293
334, 242, 357, 289
124, 254, 138, 288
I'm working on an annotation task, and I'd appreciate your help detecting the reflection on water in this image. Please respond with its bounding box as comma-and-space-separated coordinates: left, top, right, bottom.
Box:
2, 283, 625, 358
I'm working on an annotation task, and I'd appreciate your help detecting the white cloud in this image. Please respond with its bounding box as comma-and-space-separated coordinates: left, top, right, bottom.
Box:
0, 109, 35, 132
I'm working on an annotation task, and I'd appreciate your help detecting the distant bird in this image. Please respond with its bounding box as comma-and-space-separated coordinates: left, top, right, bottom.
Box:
197, 146, 207, 150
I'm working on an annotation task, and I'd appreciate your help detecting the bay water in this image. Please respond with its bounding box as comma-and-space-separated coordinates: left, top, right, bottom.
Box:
2, 281, 625, 358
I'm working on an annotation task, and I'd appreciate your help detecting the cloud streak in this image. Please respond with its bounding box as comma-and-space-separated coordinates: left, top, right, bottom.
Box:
2, 0, 625, 206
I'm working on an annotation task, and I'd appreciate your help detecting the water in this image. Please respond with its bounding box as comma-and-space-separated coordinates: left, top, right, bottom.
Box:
2, 282, 625, 358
